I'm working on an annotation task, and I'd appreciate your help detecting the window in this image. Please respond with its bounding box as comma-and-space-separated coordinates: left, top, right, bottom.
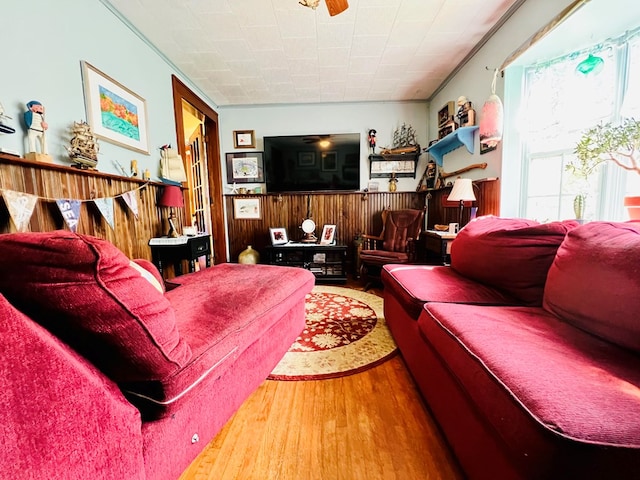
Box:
513, 28, 640, 222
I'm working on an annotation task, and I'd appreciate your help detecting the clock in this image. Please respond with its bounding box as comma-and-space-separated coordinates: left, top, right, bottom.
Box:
301, 218, 317, 243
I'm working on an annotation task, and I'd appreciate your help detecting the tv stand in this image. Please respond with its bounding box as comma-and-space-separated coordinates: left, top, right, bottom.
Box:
265, 244, 347, 284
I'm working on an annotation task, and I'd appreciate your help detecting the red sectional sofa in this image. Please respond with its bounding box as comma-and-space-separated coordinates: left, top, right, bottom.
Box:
382, 217, 640, 479
0, 231, 315, 480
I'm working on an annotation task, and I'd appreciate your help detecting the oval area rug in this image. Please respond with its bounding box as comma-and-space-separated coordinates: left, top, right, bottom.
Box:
268, 285, 397, 381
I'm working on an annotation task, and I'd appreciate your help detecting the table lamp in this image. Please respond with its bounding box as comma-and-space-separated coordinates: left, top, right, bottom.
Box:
448, 178, 476, 227
158, 185, 184, 237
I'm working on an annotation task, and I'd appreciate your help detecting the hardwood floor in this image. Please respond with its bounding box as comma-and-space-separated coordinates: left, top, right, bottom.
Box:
179, 279, 463, 480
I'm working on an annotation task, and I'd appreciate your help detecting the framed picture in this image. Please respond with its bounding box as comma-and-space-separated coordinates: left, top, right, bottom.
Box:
320, 224, 336, 245
233, 130, 255, 148
298, 152, 316, 167
233, 197, 261, 219
226, 152, 264, 183
81, 61, 149, 154
321, 151, 338, 171
269, 227, 288, 245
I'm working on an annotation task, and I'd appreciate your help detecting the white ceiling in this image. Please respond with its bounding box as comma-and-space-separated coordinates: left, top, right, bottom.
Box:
104, 0, 521, 107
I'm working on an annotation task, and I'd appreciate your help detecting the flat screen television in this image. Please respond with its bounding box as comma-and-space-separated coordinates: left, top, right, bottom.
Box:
264, 133, 361, 193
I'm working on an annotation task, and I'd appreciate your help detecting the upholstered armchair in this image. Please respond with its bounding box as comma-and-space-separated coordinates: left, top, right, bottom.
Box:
359, 208, 425, 288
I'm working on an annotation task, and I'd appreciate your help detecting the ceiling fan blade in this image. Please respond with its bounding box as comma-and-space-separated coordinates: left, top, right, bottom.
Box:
325, 0, 348, 16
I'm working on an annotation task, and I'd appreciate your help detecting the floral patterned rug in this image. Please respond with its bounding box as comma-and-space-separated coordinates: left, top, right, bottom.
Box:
268, 285, 397, 381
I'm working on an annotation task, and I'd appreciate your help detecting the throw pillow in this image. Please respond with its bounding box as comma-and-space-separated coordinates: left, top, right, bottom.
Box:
543, 221, 640, 353
451, 216, 578, 305
0, 231, 191, 383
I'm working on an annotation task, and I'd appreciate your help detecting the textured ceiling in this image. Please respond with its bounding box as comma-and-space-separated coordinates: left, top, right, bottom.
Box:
104, 0, 521, 107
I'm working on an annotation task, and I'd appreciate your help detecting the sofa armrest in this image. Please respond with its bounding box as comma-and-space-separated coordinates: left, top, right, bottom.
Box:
0, 295, 145, 479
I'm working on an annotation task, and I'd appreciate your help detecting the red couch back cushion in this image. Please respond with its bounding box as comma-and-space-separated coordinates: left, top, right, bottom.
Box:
0, 231, 191, 382
451, 216, 578, 305
544, 221, 640, 353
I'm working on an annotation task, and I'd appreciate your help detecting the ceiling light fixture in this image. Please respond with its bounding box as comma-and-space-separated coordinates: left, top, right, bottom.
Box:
299, 0, 320, 9
299, 0, 349, 16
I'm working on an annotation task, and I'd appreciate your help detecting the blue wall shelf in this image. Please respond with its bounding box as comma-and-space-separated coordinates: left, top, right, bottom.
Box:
426, 126, 478, 166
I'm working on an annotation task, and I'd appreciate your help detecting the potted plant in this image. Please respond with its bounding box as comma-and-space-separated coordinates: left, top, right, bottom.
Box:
568, 117, 640, 219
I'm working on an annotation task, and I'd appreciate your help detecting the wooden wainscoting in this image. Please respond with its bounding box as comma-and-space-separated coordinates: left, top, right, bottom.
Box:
0, 154, 182, 260
225, 178, 499, 266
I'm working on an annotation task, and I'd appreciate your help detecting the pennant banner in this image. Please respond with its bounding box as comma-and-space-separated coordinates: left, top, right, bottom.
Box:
121, 190, 139, 219
56, 199, 81, 233
2, 189, 38, 232
93, 197, 115, 230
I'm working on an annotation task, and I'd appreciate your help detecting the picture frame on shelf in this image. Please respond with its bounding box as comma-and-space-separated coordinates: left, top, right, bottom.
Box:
269, 227, 288, 245
226, 152, 264, 183
233, 130, 256, 148
81, 61, 149, 154
320, 224, 336, 245
233, 197, 261, 219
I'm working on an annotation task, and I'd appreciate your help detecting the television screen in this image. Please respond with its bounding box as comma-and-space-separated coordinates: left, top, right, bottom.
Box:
264, 133, 361, 193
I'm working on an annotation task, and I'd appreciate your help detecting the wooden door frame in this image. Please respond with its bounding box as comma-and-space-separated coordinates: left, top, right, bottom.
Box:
171, 75, 226, 263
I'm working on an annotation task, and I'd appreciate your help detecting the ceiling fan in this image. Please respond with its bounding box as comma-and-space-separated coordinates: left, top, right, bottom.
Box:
302, 134, 332, 144
299, 0, 349, 16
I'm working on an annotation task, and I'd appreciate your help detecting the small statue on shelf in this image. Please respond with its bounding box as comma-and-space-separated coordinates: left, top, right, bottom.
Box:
24, 100, 48, 154
368, 129, 377, 154
456, 96, 476, 127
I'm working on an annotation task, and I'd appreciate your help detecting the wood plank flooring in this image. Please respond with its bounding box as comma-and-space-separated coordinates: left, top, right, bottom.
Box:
179, 281, 463, 480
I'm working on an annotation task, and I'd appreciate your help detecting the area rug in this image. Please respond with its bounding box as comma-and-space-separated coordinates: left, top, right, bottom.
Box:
268, 285, 397, 381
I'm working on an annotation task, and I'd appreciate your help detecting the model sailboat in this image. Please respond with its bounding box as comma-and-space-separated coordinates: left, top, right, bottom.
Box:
67, 121, 99, 169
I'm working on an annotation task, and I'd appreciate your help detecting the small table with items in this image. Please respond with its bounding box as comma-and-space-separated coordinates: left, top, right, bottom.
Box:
422, 230, 457, 265
149, 233, 211, 278
265, 243, 347, 284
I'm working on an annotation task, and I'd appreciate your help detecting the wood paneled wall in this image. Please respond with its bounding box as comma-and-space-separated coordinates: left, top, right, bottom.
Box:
225, 178, 500, 268
0, 154, 182, 260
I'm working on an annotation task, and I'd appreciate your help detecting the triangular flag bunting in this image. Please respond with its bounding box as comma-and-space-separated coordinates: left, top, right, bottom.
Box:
93, 197, 115, 230
2, 189, 38, 232
55, 199, 81, 233
121, 190, 139, 219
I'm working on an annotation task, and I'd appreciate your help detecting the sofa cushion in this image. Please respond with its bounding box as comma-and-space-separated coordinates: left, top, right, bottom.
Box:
450, 216, 578, 305
544, 221, 640, 353
0, 231, 191, 383
382, 264, 520, 320
420, 302, 640, 449
122, 263, 315, 417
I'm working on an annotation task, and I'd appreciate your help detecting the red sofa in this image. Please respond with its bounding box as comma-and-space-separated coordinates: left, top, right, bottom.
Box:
0, 231, 314, 480
382, 217, 640, 479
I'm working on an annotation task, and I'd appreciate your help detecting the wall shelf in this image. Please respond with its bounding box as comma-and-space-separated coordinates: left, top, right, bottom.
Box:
426, 126, 478, 166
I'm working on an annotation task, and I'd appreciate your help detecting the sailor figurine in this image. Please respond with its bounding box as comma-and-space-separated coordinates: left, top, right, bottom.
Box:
24, 100, 48, 154
368, 129, 377, 154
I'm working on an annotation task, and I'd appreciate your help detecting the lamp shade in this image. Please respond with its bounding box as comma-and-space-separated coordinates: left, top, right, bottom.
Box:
448, 178, 476, 202
158, 185, 184, 208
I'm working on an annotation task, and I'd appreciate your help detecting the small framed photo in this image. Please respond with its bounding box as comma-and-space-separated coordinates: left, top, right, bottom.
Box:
298, 152, 316, 167
320, 224, 336, 245
233, 130, 256, 148
233, 197, 261, 219
321, 151, 338, 171
269, 227, 288, 245
226, 152, 264, 183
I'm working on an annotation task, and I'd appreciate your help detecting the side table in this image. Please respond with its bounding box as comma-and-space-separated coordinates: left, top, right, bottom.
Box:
422, 230, 457, 265
149, 234, 211, 278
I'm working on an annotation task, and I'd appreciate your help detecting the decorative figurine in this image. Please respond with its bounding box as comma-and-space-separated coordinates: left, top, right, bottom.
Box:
368, 129, 377, 154
0, 102, 16, 134
24, 100, 48, 154
456, 96, 476, 127
67, 121, 99, 169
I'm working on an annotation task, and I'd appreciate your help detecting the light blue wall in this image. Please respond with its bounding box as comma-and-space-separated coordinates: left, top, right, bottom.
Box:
0, 0, 212, 179
428, 0, 575, 214
219, 101, 429, 193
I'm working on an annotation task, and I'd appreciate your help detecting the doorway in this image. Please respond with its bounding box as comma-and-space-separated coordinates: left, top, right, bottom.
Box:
171, 75, 226, 263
